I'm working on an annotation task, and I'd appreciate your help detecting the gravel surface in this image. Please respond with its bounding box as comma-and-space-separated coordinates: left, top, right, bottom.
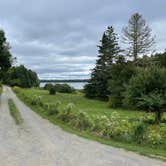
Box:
0, 86, 165, 166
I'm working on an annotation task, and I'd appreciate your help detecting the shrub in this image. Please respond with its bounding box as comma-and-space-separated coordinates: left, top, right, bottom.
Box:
93, 115, 110, 133
146, 126, 162, 145
46, 102, 60, 115
74, 111, 94, 131
54, 84, 75, 93
84, 83, 97, 98
124, 67, 166, 124
93, 112, 134, 141
44, 83, 54, 90
49, 87, 56, 95
57, 103, 76, 122
31, 95, 42, 106
134, 121, 147, 144
43, 103, 50, 110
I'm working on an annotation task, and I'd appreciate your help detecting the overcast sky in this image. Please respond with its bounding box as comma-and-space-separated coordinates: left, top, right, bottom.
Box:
0, 0, 165, 79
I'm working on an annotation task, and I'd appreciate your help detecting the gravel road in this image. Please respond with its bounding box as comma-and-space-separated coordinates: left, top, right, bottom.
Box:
0, 86, 165, 166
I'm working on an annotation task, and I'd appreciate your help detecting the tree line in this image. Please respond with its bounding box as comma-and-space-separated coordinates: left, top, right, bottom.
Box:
0, 30, 39, 88
84, 13, 166, 123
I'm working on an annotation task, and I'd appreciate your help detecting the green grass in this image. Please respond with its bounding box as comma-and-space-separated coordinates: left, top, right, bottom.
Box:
20, 88, 149, 119
8, 99, 23, 125
15, 88, 166, 160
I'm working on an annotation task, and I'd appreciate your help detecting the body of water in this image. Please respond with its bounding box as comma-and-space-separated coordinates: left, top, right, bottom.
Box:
40, 82, 87, 89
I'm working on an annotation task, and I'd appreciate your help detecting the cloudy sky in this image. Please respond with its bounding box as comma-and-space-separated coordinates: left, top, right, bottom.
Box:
0, 0, 165, 79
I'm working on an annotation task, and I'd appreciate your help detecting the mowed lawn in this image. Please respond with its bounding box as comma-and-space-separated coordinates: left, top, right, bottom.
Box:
20, 88, 151, 120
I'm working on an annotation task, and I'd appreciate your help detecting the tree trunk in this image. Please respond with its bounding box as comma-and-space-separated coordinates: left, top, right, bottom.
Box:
155, 111, 162, 124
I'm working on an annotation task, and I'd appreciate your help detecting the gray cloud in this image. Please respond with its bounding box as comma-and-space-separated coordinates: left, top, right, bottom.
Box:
0, 0, 165, 79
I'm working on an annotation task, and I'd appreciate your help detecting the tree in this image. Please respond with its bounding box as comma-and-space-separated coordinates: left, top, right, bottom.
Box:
6, 65, 39, 88
84, 26, 121, 99
124, 67, 166, 124
108, 56, 136, 107
122, 13, 155, 61
49, 87, 56, 95
0, 30, 13, 80
44, 83, 54, 91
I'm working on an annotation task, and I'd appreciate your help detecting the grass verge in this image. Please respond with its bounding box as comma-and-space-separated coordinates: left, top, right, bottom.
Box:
14, 91, 166, 161
8, 99, 23, 125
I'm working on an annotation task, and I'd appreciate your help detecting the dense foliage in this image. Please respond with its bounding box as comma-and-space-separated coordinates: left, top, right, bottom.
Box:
43, 83, 54, 90
84, 26, 121, 100
0, 29, 39, 88
0, 30, 12, 70
84, 13, 166, 125
108, 56, 136, 107
44, 83, 75, 93
0, 30, 13, 81
54, 83, 75, 93
5, 65, 39, 88
49, 86, 56, 95
124, 67, 166, 123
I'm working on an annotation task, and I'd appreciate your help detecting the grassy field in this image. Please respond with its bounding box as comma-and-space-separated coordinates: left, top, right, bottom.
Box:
8, 99, 23, 125
14, 87, 166, 160
20, 88, 147, 119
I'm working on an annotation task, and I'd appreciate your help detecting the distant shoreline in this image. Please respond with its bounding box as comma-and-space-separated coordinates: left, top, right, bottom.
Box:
40, 79, 89, 83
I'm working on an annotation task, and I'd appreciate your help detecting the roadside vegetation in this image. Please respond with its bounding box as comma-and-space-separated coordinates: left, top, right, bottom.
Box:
1, 11, 166, 160
8, 98, 23, 125
13, 86, 166, 159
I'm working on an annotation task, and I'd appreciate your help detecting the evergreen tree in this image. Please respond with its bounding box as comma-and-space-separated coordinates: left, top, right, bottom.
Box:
122, 13, 155, 61
84, 26, 121, 99
108, 56, 136, 107
0, 30, 13, 80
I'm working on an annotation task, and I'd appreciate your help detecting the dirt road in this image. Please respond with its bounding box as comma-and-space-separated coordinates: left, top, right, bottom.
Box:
0, 86, 165, 166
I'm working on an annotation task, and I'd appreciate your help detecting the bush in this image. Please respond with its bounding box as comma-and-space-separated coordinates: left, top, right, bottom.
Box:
57, 103, 76, 122
145, 126, 162, 145
73, 111, 94, 131
134, 121, 147, 144
54, 84, 75, 93
44, 83, 54, 90
84, 83, 97, 98
124, 67, 166, 124
45, 102, 60, 115
31, 95, 42, 106
93, 115, 110, 133
49, 87, 56, 95
92, 112, 134, 141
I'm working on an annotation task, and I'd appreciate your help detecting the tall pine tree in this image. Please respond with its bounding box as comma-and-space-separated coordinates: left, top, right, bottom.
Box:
84, 26, 121, 100
122, 13, 155, 61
